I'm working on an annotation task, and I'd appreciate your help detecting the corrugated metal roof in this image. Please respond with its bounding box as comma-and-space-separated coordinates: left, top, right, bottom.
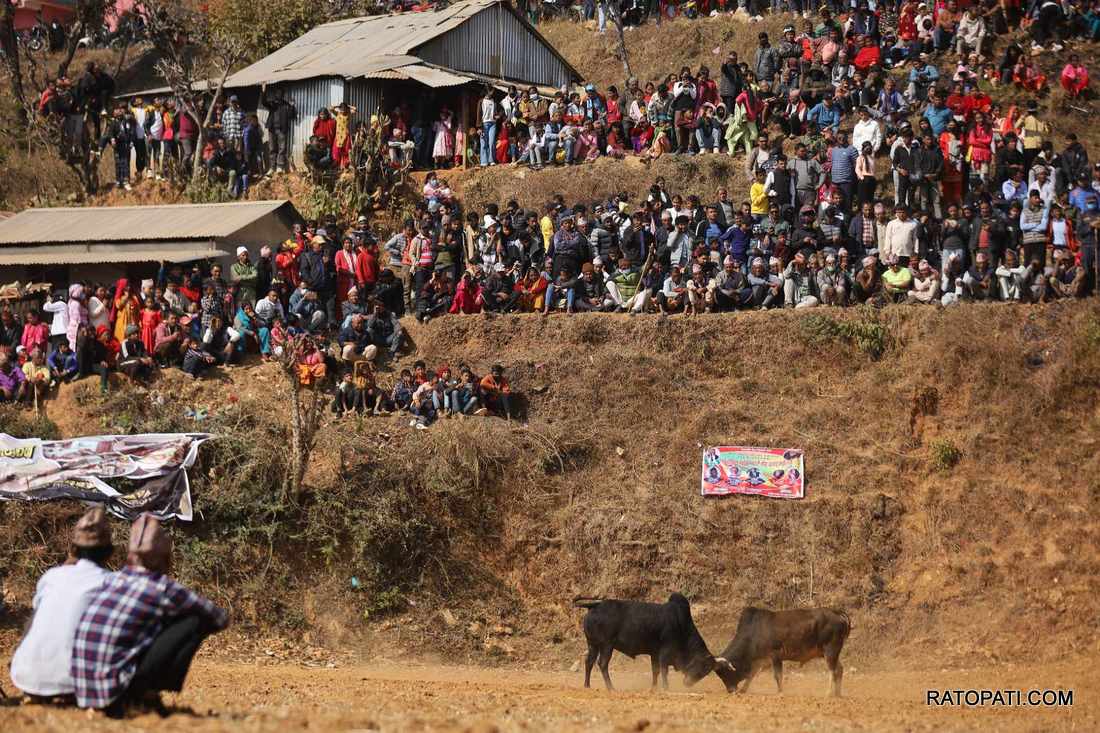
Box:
223, 0, 579, 88
0, 201, 293, 246
0, 244, 231, 266
402, 64, 478, 88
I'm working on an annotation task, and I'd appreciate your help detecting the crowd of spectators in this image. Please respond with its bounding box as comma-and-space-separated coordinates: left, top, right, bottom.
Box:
10, 3, 1099, 416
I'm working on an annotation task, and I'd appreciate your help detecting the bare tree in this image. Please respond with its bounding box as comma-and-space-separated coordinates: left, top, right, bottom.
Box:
0, 0, 27, 115
275, 335, 328, 502
607, 2, 633, 81
55, 0, 111, 81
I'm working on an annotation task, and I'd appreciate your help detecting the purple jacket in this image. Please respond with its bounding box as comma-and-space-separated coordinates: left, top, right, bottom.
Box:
0, 364, 26, 392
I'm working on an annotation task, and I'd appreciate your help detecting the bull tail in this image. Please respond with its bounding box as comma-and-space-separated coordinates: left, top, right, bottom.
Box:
572, 596, 604, 609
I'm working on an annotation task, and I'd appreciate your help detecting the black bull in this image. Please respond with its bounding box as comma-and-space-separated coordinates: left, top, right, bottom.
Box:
714, 607, 852, 697
573, 593, 738, 691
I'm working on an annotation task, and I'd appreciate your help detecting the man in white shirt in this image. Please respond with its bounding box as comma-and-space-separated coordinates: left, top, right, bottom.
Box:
882, 204, 919, 267
9, 506, 113, 699
852, 107, 882, 154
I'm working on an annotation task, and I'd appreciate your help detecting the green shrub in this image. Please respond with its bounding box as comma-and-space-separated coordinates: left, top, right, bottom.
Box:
800, 307, 891, 360
929, 438, 962, 471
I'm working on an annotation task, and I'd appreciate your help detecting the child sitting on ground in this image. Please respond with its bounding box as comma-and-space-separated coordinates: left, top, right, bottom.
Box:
391, 369, 415, 412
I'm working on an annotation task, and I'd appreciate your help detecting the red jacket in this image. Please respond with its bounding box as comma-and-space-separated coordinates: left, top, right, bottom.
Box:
354, 249, 378, 286
313, 117, 336, 147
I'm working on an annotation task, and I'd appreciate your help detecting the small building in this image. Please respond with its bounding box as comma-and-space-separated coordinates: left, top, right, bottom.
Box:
0, 200, 301, 285
221, 0, 581, 167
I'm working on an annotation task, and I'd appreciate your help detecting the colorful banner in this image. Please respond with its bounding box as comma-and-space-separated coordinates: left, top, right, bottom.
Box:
701, 446, 805, 499
0, 433, 211, 521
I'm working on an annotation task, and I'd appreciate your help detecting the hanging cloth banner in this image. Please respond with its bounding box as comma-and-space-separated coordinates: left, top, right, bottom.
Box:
0, 432, 211, 521
701, 446, 805, 499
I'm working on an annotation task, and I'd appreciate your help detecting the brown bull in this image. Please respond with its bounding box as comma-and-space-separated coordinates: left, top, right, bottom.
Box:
713, 607, 851, 697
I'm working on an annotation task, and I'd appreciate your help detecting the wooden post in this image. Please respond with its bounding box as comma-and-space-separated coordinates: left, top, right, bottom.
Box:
460, 91, 469, 170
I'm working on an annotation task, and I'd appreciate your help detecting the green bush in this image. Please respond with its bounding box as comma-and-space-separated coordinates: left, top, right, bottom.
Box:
928, 438, 962, 471
0, 407, 60, 440
800, 307, 891, 360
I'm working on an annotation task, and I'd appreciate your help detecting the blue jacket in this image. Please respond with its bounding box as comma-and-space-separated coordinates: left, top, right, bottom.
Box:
922, 105, 952, 136
807, 102, 841, 132
48, 348, 77, 376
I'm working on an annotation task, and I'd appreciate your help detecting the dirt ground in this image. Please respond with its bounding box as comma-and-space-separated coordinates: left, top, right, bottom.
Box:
1, 653, 1094, 732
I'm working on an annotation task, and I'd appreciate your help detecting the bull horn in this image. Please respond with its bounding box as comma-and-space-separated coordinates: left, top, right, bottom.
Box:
714, 656, 736, 671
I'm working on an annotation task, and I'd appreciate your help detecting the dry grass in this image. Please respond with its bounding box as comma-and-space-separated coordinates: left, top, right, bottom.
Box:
541, 15, 791, 90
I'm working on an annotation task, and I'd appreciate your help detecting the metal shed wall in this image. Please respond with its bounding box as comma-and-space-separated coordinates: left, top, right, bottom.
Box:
345, 81, 384, 132
256, 77, 345, 168
416, 4, 571, 89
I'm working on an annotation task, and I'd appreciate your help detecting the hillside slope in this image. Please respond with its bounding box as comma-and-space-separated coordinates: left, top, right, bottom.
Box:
3, 303, 1098, 673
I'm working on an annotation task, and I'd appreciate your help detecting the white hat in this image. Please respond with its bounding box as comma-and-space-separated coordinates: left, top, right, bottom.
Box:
592, 257, 603, 266
140, 278, 154, 290
236, 246, 248, 257
483, 215, 498, 229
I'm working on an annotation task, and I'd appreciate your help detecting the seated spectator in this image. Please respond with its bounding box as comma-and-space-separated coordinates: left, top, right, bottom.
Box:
478, 363, 512, 420
1045, 250, 1086, 299
784, 253, 819, 308
543, 266, 579, 315
365, 300, 404, 359
9, 507, 113, 700
448, 366, 480, 417
232, 302, 264, 357
450, 269, 483, 314
22, 347, 53, 402
657, 265, 688, 315
882, 255, 914, 303
295, 338, 327, 387
72, 513, 228, 716
995, 249, 1028, 301
181, 337, 216, 379
852, 256, 882, 303
1060, 56, 1089, 99
117, 325, 153, 382
338, 314, 374, 362
963, 251, 996, 300
202, 315, 237, 366
908, 260, 942, 304
707, 256, 749, 312
48, 340, 78, 383
391, 369, 415, 412
816, 253, 850, 306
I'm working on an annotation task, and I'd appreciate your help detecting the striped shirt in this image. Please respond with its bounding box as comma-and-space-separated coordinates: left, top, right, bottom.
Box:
71, 566, 228, 709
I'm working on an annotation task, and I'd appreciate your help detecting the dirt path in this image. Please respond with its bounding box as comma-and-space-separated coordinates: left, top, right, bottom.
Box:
2, 655, 1095, 731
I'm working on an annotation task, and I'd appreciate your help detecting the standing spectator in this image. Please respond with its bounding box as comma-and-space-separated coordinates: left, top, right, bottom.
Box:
221, 95, 245, 153
480, 88, 497, 167
262, 85, 297, 174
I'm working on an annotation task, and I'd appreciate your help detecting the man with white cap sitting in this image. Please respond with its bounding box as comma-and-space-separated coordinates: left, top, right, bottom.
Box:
71, 513, 228, 717
9, 506, 114, 702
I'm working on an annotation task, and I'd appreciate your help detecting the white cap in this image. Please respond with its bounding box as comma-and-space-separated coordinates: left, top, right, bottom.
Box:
236, 246, 248, 257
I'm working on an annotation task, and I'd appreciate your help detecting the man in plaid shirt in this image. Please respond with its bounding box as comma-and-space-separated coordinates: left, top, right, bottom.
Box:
71, 514, 228, 716
221, 95, 245, 152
